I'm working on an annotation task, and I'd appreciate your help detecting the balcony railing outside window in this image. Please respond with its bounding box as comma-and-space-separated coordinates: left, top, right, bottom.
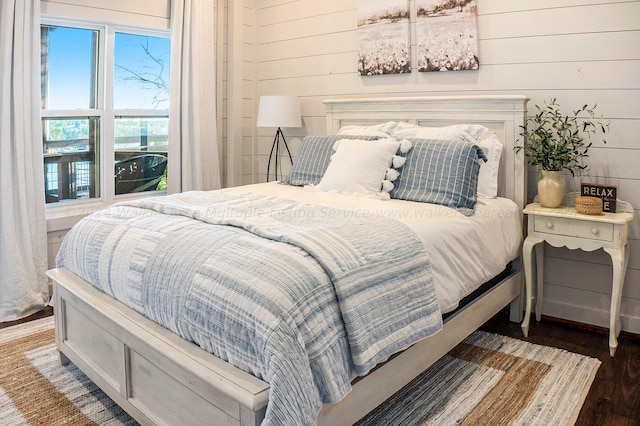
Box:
43, 117, 99, 203
43, 118, 169, 202
41, 23, 170, 205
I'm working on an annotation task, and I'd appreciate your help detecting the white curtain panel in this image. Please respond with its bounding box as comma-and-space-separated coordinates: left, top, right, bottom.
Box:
169, 0, 221, 192
0, 0, 49, 321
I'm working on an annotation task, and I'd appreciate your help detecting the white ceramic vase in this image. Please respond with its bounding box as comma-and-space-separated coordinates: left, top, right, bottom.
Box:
537, 170, 564, 208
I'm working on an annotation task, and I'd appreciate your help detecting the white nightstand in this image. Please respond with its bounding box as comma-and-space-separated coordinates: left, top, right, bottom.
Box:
521, 201, 634, 357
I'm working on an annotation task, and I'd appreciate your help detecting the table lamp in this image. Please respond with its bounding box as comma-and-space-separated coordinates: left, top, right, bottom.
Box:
257, 95, 302, 181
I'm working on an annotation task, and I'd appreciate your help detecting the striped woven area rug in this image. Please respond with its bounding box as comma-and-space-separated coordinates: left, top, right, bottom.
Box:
358, 330, 601, 426
0, 317, 135, 426
1, 316, 600, 425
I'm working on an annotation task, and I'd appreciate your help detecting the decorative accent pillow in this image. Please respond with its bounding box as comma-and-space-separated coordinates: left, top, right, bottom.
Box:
477, 132, 503, 198
390, 138, 487, 216
336, 121, 398, 138
282, 135, 379, 186
391, 123, 501, 198
314, 138, 402, 199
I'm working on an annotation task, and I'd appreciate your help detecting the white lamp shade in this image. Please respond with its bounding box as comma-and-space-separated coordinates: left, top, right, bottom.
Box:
257, 95, 302, 128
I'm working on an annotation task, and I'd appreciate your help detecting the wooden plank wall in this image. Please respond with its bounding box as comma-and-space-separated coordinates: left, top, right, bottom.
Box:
41, 0, 170, 28
215, 0, 257, 187
250, 0, 640, 333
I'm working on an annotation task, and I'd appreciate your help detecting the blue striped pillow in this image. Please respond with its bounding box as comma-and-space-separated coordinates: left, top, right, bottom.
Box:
390, 139, 487, 216
283, 135, 379, 186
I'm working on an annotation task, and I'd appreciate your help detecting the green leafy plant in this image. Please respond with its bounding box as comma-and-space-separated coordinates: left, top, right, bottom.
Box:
516, 98, 609, 176
156, 166, 167, 190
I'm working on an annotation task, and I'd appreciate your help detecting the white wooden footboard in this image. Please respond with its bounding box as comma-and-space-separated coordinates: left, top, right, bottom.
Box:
48, 265, 521, 426
48, 267, 269, 426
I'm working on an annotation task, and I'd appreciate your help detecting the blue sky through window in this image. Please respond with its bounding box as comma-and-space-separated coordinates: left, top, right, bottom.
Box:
45, 26, 170, 110
114, 33, 170, 110
45, 26, 94, 109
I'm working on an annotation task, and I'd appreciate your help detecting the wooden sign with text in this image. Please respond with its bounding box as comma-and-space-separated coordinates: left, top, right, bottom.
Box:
581, 183, 617, 213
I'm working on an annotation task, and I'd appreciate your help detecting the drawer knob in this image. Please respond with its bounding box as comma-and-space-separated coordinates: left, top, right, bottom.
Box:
591, 227, 599, 235
546, 222, 554, 229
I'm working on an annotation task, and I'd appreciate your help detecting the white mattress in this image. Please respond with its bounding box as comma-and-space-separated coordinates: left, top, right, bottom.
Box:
220, 182, 523, 313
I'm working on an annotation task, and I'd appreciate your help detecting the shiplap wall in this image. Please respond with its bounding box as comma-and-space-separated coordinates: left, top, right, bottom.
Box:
251, 0, 640, 333
217, 0, 257, 187
41, 0, 169, 27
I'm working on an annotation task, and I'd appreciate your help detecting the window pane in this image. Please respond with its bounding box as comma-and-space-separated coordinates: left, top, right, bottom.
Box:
114, 33, 170, 110
114, 117, 168, 195
43, 118, 100, 203
41, 26, 98, 110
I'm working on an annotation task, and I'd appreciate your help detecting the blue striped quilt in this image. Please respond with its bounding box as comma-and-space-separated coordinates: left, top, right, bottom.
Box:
56, 191, 442, 425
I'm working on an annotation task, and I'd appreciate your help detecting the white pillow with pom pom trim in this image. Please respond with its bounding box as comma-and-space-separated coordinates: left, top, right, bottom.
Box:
314, 138, 403, 199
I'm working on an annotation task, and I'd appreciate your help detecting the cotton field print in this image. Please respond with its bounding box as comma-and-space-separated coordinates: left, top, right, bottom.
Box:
416, 0, 479, 72
357, 0, 410, 76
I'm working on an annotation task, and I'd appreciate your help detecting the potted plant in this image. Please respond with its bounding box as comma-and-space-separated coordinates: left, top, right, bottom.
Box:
517, 98, 609, 207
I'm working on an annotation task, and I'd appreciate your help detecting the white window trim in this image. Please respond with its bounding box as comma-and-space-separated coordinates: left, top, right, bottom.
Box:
41, 17, 171, 231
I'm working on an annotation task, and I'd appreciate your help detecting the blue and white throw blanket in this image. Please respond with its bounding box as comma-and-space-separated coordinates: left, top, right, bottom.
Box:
57, 191, 442, 425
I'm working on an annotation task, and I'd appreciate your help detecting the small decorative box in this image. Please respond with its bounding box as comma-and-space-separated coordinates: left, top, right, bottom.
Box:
574, 196, 603, 215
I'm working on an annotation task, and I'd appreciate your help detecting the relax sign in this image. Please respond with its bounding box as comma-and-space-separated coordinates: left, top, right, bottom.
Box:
581, 183, 617, 213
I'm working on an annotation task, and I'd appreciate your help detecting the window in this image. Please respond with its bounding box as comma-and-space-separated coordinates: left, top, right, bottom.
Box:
41, 22, 170, 206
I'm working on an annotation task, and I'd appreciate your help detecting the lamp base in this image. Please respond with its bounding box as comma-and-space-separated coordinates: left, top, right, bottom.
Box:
267, 127, 293, 182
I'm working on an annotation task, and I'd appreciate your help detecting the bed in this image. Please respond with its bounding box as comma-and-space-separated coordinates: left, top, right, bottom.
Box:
47, 95, 529, 426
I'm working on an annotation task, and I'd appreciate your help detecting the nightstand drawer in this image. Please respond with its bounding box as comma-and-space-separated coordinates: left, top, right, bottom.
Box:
532, 216, 614, 241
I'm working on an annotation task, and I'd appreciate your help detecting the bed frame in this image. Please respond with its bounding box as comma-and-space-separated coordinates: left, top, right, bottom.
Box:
47, 95, 529, 426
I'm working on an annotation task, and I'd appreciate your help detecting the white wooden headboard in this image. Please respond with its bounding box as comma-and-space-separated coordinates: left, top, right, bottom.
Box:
323, 95, 530, 210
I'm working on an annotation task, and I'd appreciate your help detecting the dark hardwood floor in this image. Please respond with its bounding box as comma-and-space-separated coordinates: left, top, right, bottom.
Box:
2, 306, 638, 425
481, 308, 640, 426
0, 306, 53, 330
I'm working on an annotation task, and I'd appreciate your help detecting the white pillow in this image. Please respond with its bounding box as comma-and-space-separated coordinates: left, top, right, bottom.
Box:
392, 121, 425, 138
477, 132, 503, 198
315, 138, 401, 198
393, 123, 490, 143
337, 121, 398, 138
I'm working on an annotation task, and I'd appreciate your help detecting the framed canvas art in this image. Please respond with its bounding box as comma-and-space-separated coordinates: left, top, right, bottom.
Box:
416, 0, 479, 72
357, 0, 411, 76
